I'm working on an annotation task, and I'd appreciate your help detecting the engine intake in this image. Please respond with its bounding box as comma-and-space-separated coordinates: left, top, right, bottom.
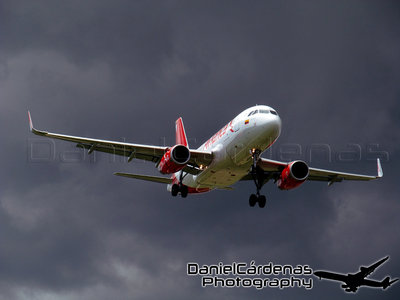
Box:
277, 160, 309, 190
158, 145, 190, 174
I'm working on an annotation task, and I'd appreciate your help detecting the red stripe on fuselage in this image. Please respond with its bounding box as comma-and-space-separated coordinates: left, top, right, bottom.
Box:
204, 120, 233, 150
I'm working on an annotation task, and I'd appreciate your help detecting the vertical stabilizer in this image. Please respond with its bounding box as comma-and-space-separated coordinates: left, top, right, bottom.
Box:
175, 117, 188, 147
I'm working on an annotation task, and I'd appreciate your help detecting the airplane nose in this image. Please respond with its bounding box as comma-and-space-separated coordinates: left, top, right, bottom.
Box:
273, 114, 281, 132
262, 113, 281, 138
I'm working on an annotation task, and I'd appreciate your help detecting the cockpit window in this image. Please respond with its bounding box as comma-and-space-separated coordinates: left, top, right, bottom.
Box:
270, 110, 278, 115
247, 110, 258, 116
249, 109, 274, 116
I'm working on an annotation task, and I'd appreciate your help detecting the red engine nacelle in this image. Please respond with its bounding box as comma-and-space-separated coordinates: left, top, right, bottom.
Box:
158, 145, 190, 174
277, 160, 309, 190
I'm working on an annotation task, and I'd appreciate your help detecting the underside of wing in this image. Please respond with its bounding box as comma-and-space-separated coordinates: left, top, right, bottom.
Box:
314, 271, 348, 282
28, 111, 213, 171
307, 159, 382, 183
361, 278, 384, 288
187, 150, 214, 173
241, 157, 382, 185
239, 158, 285, 181
257, 158, 287, 172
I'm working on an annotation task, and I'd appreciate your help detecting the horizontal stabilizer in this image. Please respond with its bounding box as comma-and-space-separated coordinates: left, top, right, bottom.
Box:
114, 172, 172, 184
216, 186, 234, 191
384, 277, 399, 289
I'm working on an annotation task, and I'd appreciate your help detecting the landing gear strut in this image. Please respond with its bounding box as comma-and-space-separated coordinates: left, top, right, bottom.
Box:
171, 171, 188, 198
249, 149, 267, 208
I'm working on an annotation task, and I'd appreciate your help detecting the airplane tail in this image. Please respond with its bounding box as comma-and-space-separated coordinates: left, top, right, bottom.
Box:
382, 276, 399, 289
175, 117, 188, 147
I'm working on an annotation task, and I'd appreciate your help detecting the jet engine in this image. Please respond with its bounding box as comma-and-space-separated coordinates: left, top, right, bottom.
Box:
277, 160, 309, 190
158, 145, 190, 174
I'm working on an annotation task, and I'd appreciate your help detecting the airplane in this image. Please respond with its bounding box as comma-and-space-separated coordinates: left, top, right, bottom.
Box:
27, 105, 383, 208
314, 256, 398, 292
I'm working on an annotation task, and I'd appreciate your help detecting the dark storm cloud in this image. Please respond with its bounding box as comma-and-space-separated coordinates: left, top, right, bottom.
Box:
1, 0, 400, 299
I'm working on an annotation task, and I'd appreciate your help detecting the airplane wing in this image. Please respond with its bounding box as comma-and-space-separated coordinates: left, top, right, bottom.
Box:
314, 271, 348, 283
361, 278, 387, 288
358, 256, 389, 278
360, 276, 398, 289
28, 111, 213, 174
253, 157, 383, 184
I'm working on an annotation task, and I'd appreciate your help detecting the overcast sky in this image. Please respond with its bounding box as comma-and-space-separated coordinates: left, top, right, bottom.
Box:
1, 0, 400, 299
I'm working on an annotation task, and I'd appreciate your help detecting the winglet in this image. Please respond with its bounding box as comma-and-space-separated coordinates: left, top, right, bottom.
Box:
28, 110, 33, 132
377, 158, 383, 178
27, 111, 47, 136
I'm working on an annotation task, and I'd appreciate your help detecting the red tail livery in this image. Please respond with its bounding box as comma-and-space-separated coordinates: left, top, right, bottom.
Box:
175, 117, 188, 147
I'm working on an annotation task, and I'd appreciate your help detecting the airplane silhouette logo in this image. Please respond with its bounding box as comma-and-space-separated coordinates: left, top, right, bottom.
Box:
314, 256, 398, 292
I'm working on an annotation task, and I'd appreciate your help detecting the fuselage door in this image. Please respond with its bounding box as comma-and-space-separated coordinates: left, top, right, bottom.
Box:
232, 119, 241, 132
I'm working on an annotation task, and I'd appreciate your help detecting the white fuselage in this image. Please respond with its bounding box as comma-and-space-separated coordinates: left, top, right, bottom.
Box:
177, 105, 282, 190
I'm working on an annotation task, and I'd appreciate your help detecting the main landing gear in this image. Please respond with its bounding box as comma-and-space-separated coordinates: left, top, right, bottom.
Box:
171, 183, 188, 198
171, 171, 188, 198
249, 194, 266, 208
249, 149, 267, 208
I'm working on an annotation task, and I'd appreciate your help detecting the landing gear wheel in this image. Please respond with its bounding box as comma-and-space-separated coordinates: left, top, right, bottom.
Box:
249, 194, 257, 207
180, 185, 188, 198
258, 195, 266, 208
171, 184, 179, 196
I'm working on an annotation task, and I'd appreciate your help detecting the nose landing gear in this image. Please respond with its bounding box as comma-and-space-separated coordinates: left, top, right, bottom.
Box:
249, 149, 267, 208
